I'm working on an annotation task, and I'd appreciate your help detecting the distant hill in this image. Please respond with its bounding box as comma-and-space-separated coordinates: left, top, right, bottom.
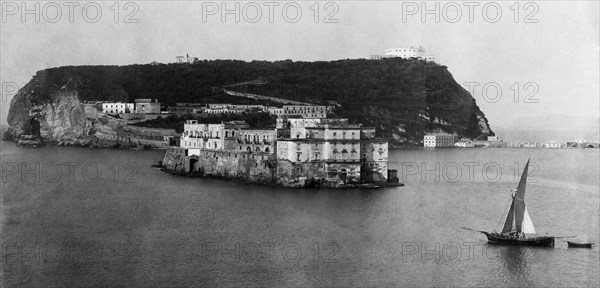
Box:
494, 115, 600, 142
507, 115, 599, 131
5, 58, 493, 146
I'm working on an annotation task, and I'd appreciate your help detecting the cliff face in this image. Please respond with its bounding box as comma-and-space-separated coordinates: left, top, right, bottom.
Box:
6, 79, 90, 144
5, 78, 175, 148
5, 59, 493, 147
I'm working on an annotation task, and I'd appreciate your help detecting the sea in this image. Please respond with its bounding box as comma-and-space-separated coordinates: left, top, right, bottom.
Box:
1, 141, 599, 287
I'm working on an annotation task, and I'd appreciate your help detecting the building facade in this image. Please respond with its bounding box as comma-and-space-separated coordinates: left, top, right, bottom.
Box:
176, 54, 198, 64
455, 138, 475, 148
424, 133, 456, 148
180, 120, 277, 156
101, 102, 134, 114
175, 116, 392, 187
276, 119, 389, 184
282, 105, 327, 118
135, 99, 161, 114
231, 129, 276, 154
542, 141, 564, 148
371, 46, 435, 61
169, 103, 206, 114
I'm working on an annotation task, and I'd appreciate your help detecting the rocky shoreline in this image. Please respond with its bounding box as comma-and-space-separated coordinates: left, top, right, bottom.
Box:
158, 148, 403, 189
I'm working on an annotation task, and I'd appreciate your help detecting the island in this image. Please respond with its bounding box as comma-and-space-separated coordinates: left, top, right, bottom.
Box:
3, 58, 495, 187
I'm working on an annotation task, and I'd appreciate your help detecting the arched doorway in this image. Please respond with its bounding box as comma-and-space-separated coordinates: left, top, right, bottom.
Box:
340, 169, 347, 184
189, 158, 198, 173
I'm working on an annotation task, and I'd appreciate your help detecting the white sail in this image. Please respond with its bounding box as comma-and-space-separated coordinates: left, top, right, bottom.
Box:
522, 207, 536, 234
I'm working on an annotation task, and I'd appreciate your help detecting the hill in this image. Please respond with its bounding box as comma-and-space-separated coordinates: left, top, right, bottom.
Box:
5, 58, 493, 146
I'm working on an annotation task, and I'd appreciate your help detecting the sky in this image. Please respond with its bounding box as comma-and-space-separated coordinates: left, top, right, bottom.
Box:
1, 1, 599, 133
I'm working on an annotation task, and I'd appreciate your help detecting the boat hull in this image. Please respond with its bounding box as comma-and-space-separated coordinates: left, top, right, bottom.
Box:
567, 241, 593, 248
484, 232, 555, 247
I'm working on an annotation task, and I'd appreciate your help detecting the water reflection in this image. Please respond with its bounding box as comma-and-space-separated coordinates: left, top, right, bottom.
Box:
489, 245, 542, 286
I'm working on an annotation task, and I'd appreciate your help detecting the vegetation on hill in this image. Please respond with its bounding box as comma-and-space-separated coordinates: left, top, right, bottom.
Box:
131, 113, 276, 133
16, 58, 493, 146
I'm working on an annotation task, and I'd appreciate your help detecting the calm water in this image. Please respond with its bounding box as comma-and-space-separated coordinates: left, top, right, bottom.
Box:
1, 141, 599, 287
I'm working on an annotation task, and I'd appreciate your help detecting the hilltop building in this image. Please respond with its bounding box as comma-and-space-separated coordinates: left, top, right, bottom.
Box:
371, 46, 435, 61
176, 54, 198, 64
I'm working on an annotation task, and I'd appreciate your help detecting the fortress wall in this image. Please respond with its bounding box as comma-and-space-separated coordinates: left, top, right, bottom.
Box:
162, 148, 374, 188
162, 148, 275, 183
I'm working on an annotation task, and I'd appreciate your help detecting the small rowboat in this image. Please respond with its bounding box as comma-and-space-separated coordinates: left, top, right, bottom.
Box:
567, 241, 594, 248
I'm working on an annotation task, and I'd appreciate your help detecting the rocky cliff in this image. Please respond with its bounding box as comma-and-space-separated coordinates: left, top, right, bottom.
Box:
5, 59, 493, 147
4, 78, 176, 148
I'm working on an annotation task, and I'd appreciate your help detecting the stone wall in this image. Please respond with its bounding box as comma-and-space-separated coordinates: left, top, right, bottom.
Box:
275, 160, 328, 187
162, 148, 275, 184
162, 148, 364, 188
162, 148, 190, 174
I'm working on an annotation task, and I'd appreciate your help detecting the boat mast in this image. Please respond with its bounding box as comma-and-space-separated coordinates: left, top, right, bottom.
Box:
499, 159, 530, 234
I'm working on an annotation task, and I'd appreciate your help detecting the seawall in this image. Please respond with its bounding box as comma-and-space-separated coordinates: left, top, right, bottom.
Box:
162, 147, 276, 185
161, 148, 380, 188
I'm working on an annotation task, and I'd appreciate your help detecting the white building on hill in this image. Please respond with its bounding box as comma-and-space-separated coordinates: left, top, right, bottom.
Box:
371, 46, 435, 61
102, 102, 134, 114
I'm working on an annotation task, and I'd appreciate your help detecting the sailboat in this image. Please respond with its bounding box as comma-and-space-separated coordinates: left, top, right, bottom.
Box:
481, 159, 555, 247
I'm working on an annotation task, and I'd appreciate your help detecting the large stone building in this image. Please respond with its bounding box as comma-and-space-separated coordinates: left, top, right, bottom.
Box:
180, 120, 276, 156
423, 133, 456, 148
282, 105, 327, 118
233, 129, 276, 153
371, 46, 435, 62
172, 116, 394, 188
276, 118, 389, 184
135, 99, 161, 114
